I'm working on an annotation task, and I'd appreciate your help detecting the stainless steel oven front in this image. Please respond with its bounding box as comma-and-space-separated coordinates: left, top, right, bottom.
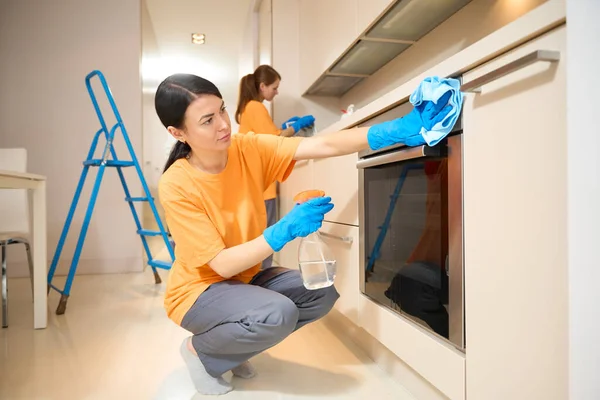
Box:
357, 109, 464, 350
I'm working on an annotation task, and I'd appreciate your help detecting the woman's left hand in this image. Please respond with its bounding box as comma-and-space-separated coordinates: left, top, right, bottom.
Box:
367, 91, 452, 150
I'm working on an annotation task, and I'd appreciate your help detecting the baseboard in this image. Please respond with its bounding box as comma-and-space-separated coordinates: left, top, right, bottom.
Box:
322, 310, 450, 400
6, 257, 144, 278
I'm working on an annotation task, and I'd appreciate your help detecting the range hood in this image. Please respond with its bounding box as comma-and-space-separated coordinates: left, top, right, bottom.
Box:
304, 0, 473, 97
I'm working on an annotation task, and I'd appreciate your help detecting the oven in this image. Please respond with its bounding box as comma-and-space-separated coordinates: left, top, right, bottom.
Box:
357, 102, 464, 350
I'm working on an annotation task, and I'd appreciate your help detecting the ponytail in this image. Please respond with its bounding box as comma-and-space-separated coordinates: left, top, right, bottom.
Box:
235, 73, 259, 124
163, 141, 192, 172
235, 65, 281, 124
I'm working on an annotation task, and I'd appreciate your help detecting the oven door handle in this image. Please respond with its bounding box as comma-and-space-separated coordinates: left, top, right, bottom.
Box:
356, 145, 440, 169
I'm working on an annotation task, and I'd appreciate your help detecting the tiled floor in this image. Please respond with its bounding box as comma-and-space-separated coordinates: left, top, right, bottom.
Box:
0, 272, 414, 399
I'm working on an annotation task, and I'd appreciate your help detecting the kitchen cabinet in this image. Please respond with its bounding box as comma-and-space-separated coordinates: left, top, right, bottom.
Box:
298, 0, 357, 94
301, 0, 474, 96
320, 221, 359, 324
462, 24, 567, 400
297, 0, 397, 95
312, 153, 359, 226
277, 160, 313, 269
357, 0, 394, 36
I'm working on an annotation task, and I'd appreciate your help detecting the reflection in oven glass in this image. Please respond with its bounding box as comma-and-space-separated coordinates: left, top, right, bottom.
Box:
364, 158, 449, 339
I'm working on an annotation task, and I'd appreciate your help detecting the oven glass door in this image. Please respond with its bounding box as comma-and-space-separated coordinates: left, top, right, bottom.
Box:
359, 135, 463, 349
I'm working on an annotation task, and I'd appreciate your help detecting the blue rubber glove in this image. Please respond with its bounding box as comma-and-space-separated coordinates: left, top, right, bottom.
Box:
290, 115, 315, 133
281, 116, 300, 130
367, 91, 453, 150
264, 196, 334, 252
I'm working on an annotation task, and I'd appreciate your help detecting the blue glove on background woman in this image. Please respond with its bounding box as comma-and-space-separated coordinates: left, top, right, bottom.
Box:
281, 116, 299, 129
290, 115, 315, 134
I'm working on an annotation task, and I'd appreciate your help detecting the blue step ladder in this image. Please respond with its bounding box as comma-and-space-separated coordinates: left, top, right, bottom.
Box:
366, 165, 423, 277
47, 70, 175, 315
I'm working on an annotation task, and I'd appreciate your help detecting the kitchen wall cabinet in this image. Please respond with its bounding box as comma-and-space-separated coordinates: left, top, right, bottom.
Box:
462, 24, 567, 400
357, 0, 395, 36
297, 0, 394, 94
298, 0, 357, 94
320, 221, 360, 324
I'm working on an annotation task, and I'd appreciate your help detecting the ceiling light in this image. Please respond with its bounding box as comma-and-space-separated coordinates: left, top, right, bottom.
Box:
191, 33, 206, 44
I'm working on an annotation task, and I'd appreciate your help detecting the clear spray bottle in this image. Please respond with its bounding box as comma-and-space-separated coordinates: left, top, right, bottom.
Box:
294, 190, 337, 290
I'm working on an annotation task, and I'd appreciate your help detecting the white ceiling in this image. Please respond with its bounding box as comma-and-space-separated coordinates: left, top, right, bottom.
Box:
142, 0, 254, 112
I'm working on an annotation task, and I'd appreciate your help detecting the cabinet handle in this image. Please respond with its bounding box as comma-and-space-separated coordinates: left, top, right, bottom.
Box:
461, 50, 560, 93
318, 230, 354, 244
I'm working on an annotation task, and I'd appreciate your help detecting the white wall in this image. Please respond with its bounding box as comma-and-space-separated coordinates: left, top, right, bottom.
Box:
258, 0, 273, 66
566, 0, 600, 398
141, 0, 168, 189
239, 2, 259, 83
258, 0, 274, 115
0, 0, 143, 277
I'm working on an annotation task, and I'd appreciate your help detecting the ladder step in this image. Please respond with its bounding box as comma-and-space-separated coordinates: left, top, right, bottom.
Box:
125, 197, 153, 202
83, 159, 135, 167
137, 229, 162, 236
149, 259, 173, 269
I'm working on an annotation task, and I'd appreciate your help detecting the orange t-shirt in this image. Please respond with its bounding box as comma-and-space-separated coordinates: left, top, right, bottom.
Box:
238, 100, 282, 200
158, 132, 302, 325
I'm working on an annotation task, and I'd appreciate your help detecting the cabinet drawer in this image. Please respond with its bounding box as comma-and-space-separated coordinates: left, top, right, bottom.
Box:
320, 221, 359, 325
313, 153, 359, 226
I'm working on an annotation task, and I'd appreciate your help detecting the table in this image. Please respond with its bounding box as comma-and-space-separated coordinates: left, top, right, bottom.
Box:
0, 169, 47, 329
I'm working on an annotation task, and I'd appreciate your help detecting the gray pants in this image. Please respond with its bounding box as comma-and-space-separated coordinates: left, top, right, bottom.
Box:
180, 267, 339, 377
262, 198, 277, 269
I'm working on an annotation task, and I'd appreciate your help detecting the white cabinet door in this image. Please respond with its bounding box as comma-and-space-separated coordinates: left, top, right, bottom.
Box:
312, 153, 359, 226
297, 0, 396, 94
298, 0, 358, 92
320, 221, 359, 325
462, 25, 567, 400
277, 160, 313, 269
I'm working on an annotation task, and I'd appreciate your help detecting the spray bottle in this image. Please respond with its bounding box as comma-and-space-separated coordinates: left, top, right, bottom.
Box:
293, 190, 337, 290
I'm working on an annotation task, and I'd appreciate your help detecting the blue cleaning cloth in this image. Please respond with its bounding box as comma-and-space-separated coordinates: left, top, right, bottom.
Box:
409, 76, 464, 146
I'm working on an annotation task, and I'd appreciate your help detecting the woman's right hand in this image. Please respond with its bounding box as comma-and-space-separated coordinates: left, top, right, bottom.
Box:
263, 196, 334, 251
281, 116, 300, 129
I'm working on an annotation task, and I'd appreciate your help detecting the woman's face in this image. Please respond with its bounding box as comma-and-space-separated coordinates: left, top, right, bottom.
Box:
260, 79, 280, 102
172, 94, 232, 152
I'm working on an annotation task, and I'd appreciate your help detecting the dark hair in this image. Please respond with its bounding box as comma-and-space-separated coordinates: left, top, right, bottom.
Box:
155, 73, 223, 172
235, 65, 281, 124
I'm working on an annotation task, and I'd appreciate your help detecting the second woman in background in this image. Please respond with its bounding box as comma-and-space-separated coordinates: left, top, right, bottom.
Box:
235, 65, 315, 269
